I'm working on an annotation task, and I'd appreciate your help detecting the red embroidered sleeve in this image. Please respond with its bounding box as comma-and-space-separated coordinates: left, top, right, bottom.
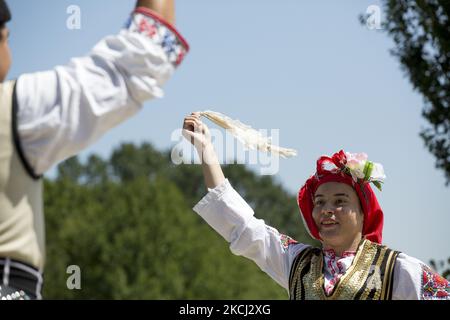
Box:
280, 234, 297, 250
125, 7, 189, 67
421, 264, 450, 300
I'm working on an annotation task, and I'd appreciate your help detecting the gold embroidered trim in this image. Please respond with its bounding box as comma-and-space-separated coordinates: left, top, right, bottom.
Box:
289, 239, 399, 300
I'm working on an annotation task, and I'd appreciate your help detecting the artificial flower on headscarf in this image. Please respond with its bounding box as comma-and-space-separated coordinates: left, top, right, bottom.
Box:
316, 150, 386, 190
298, 150, 385, 244
343, 152, 386, 190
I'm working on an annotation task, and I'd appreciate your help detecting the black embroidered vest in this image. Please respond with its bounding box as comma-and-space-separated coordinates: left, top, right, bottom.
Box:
289, 239, 400, 300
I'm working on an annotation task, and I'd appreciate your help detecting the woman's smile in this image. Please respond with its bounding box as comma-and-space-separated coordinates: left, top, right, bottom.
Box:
320, 219, 339, 229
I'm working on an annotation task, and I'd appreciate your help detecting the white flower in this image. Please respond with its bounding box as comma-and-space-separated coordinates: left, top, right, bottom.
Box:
370, 162, 386, 182
344, 152, 386, 183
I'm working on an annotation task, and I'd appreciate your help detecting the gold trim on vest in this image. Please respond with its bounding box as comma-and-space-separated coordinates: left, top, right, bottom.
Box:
289, 239, 400, 300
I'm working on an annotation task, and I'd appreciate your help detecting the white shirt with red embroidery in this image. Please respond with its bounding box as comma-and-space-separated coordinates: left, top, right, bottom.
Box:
193, 179, 450, 300
13, 8, 189, 177
322, 249, 356, 296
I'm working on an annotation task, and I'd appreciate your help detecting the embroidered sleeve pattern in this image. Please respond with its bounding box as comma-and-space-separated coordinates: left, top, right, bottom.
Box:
421, 264, 450, 300
126, 7, 189, 67
279, 233, 298, 251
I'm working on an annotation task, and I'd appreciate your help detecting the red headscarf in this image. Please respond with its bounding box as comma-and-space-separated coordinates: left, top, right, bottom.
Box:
297, 150, 384, 244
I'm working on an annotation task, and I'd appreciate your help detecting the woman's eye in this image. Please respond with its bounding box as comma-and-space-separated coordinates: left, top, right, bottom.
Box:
336, 199, 345, 205
315, 200, 324, 206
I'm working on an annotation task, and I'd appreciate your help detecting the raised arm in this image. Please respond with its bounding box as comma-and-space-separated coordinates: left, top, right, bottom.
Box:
14, 0, 189, 177
182, 112, 225, 189
137, 0, 175, 25
183, 113, 308, 291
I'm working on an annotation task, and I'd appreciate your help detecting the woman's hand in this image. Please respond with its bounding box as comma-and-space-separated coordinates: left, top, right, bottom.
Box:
182, 112, 225, 189
182, 112, 212, 152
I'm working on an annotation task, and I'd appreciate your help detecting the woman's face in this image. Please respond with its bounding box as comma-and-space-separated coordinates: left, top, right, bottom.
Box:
312, 182, 364, 249
0, 27, 11, 82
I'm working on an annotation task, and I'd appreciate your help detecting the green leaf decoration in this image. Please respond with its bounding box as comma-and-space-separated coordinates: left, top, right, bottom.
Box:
372, 180, 383, 191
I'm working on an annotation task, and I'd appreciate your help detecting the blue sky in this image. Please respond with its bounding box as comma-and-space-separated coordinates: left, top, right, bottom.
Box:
7, 0, 449, 266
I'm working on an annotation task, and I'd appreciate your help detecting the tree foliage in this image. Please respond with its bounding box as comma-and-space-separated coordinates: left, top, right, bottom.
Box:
430, 258, 450, 280
378, 0, 450, 183
43, 142, 314, 299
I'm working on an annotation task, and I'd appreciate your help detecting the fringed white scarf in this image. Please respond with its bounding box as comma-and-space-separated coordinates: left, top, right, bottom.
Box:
199, 110, 297, 158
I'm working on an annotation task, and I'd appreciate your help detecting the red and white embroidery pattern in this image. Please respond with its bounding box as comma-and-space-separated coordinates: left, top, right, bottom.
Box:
279, 234, 297, 250
421, 264, 450, 300
323, 249, 356, 296
126, 9, 189, 67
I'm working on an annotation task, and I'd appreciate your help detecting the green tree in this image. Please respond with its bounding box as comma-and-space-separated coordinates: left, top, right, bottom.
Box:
43, 142, 313, 299
361, 0, 450, 280
368, 0, 450, 184
430, 258, 450, 280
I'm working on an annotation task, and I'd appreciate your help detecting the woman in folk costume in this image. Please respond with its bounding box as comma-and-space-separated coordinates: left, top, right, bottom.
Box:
0, 0, 189, 299
182, 112, 450, 300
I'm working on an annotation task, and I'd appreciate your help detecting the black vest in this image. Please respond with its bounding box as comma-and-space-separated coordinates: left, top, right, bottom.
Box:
289, 239, 400, 300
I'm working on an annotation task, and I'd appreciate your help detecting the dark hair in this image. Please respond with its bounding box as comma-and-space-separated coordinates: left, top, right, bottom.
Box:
0, 0, 10, 42
0, 0, 11, 24
0, 0, 11, 40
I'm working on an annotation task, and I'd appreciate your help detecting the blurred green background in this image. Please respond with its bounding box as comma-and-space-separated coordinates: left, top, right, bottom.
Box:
43, 143, 316, 299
